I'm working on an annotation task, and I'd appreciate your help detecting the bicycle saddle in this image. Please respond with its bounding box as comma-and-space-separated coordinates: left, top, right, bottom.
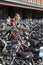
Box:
28, 39, 40, 45
17, 52, 33, 60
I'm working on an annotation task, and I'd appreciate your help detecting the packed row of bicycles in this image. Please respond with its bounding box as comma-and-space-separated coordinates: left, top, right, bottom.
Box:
0, 18, 43, 65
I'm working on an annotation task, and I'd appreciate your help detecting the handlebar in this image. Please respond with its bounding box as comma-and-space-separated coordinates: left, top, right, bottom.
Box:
2, 27, 18, 39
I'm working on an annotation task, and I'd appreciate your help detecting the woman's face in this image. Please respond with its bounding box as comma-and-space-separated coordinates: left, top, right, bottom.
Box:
15, 14, 20, 20
8, 16, 10, 19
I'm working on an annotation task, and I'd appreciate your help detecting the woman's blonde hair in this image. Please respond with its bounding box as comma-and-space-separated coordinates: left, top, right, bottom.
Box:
15, 13, 20, 22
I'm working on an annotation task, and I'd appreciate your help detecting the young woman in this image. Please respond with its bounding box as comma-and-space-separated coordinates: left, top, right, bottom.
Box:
11, 13, 21, 27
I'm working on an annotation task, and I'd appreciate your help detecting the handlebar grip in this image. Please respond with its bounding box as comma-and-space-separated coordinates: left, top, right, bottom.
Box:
21, 43, 28, 48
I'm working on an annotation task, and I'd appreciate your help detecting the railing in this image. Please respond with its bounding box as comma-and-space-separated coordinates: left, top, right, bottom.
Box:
18, 0, 43, 5
27, 0, 43, 5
